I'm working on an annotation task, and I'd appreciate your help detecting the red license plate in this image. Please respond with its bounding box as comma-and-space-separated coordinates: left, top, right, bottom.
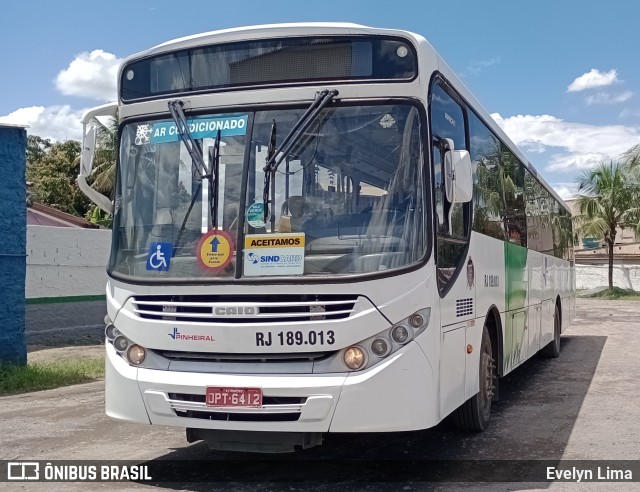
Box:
206, 387, 262, 407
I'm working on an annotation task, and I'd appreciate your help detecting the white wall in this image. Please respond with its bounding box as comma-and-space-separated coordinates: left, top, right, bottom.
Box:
576, 263, 640, 291
26, 226, 111, 299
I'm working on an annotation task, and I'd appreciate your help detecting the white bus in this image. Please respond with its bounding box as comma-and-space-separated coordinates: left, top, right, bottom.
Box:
79, 23, 576, 452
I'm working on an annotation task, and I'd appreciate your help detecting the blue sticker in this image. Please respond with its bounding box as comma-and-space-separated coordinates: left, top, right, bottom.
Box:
150, 115, 248, 144
146, 242, 173, 271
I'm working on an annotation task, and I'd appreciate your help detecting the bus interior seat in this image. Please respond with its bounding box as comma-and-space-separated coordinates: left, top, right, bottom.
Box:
280, 196, 310, 232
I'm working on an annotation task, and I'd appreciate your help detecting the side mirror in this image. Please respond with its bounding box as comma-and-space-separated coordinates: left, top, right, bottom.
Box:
77, 103, 117, 215
444, 139, 473, 204
80, 126, 96, 177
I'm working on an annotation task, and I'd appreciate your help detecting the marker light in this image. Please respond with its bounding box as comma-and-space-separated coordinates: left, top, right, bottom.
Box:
113, 335, 129, 352
105, 324, 118, 341
344, 347, 366, 370
409, 313, 424, 328
127, 345, 146, 365
391, 325, 410, 344
371, 338, 389, 357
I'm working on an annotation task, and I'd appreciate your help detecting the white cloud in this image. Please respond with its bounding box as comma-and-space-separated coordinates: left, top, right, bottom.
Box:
552, 184, 578, 201
0, 105, 84, 141
619, 108, 640, 119
567, 69, 619, 92
491, 113, 640, 172
585, 91, 633, 105
55, 50, 122, 102
460, 57, 501, 77
547, 152, 610, 172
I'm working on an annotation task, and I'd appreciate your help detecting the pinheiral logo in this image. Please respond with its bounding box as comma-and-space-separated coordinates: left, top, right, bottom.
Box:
168, 327, 214, 342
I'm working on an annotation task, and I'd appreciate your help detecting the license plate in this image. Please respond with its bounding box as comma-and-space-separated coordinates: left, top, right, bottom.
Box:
206, 387, 262, 407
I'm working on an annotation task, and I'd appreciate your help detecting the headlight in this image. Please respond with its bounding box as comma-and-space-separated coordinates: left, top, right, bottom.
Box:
127, 344, 146, 365
344, 347, 366, 370
337, 307, 431, 372
113, 335, 129, 352
371, 338, 389, 357
105, 324, 119, 340
391, 325, 410, 344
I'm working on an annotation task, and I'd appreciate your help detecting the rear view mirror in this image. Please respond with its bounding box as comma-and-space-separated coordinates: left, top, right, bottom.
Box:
77, 103, 118, 215
80, 126, 96, 176
444, 140, 473, 204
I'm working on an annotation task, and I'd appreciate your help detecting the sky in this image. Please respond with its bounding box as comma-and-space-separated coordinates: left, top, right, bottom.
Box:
1, 0, 640, 200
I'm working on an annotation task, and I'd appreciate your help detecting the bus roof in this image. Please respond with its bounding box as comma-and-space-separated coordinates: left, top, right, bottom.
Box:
120, 22, 569, 214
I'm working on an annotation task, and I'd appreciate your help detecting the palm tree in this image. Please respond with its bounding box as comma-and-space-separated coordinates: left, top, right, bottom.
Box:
90, 113, 119, 195
575, 161, 640, 289
622, 144, 640, 168
78, 113, 118, 227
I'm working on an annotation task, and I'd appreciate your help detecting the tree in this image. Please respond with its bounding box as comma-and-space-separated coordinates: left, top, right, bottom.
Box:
81, 114, 118, 227
26, 137, 93, 217
575, 161, 640, 289
90, 114, 118, 195
622, 144, 640, 168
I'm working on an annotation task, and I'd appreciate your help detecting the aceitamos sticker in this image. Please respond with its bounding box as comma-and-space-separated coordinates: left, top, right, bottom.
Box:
243, 233, 305, 276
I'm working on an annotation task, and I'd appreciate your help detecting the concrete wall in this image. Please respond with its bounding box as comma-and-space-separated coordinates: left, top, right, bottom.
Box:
576, 263, 640, 291
26, 226, 112, 299
0, 125, 27, 363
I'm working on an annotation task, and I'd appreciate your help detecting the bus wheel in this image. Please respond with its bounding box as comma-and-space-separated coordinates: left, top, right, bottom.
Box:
453, 325, 495, 431
540, 303, 561, 358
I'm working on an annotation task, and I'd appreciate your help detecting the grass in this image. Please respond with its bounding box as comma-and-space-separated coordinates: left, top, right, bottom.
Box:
0, 356, 104, 396
583, 287, 640, 300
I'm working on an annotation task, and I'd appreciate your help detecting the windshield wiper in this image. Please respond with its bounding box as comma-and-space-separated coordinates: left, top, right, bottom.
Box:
208, 129, 221, 229
168, 99, 216, 234
262, 89, 339, 228
174, 128, 221, 254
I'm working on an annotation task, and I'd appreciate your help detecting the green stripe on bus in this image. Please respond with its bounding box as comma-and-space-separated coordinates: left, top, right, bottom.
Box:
505, 242, 528, 311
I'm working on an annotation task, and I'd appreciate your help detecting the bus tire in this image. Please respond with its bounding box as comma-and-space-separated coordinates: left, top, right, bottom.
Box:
452, 325, 495, 431
540, 303, 561, 358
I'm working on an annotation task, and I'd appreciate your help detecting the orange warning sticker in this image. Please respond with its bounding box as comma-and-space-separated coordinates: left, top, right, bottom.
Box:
197, 229, 234, 272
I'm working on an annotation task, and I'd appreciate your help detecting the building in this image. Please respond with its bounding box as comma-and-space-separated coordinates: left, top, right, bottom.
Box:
27, 201, 98, 228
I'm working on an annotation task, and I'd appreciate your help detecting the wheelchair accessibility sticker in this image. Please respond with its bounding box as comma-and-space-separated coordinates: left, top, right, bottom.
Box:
197, 229, 234, 272
146, 242, 173, 271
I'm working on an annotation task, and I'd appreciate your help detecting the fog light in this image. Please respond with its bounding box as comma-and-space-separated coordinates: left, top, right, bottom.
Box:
105, 324, 118, 340
391, 325, 410, 344
371, 338, 389, 357
344, 347, 365, 370
127, 344, 146, 365
113, 335, 129, 352
104, 314, 112, 325
409, 313, 424, 327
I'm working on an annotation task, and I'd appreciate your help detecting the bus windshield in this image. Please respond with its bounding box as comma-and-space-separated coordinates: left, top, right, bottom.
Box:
110, 102, 427, 280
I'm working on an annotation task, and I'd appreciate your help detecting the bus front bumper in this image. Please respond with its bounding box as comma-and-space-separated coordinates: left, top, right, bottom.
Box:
105, 341, 437, 433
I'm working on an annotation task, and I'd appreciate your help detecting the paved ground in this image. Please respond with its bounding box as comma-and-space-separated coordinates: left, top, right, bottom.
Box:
2, 298, 639, 491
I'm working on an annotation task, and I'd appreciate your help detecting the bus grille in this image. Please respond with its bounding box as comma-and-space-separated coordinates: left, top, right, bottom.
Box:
131, 294, 358, 323
157, 351, 334, 363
